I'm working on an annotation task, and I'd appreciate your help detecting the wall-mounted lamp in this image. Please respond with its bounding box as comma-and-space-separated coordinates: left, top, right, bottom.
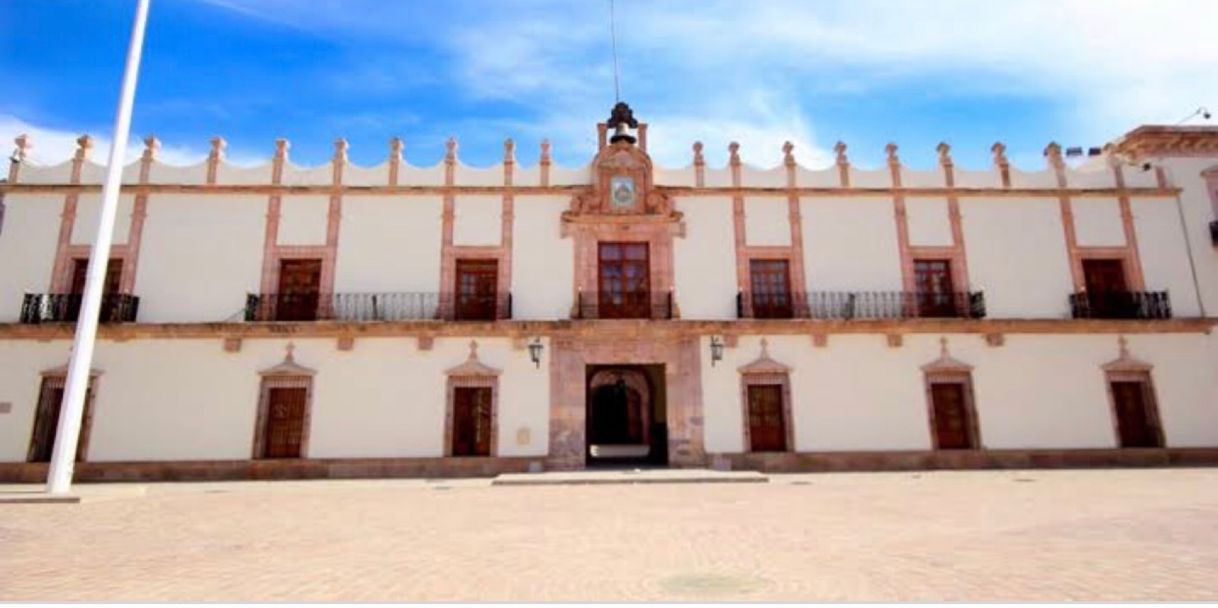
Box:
528, 338, 544, 369
710, 335, 724, 366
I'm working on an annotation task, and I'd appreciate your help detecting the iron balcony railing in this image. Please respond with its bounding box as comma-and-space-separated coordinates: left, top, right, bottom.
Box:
575, 291, 674, 320
736, 291, 986, 320
20, 293, 140, 324
244, 292, 512, 322
1069, 291, 1171, 320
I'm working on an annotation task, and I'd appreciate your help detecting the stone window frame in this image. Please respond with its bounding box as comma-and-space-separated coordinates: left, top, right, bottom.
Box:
29, 365, 102, 463
251, 344, 316, 460
737, 338, 795, 453
920, 337, 982, 450
443, 340, 502, 457
1102, 337, 1165, 449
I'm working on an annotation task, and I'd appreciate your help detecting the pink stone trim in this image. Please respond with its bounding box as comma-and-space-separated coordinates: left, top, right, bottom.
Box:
206, 137, 225, 185
692, 142, 705, 188
991, 142, 1010, 189
834, 141, 850, 188
444, 341, 501, 457
8, 134, 30, 183
539, 139, 551, 188
388, 137, 403, 186
738, 339, 795, 453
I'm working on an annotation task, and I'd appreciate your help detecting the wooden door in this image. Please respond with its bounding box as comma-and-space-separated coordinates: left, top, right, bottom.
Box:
930, 382, 975, 449
1082, 259, 1131, 318
27, 380, 91, 462
455, 260, 498, 321
747, 384, 787, 452
276, 259, 322, 321
914, 259, 957, 317
452, 387, 492, 456
750, 259, 793, 318
262, 387, 307, 458
1111, 381, 1162, 448
68, 258, 123, 321
598, 242, 650, 319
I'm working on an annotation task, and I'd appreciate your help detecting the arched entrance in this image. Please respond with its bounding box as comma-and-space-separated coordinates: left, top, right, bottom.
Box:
586, 366, 667, 465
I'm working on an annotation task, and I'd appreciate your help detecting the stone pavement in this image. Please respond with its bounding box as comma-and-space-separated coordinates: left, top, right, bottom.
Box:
2, 468, 1217, 601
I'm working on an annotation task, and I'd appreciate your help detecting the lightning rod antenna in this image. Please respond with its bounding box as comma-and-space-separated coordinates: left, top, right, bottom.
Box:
610, 0, 622, 103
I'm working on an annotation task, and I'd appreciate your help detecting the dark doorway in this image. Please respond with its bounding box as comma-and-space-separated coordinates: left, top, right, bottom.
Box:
929, 381, 977, 450
1082, 258, 1133, 318
585, 364, 667, 466
454, 259, 498, 321
746, 384, 787, 452
68, 258, 123, 322
750, 259, 793, 319
276, 259, 322, 321
27, 378, 93, 463
914, 259, 957, 317
452, 386, 493, 456
260, 387, 307, 458
1110, 381, 1163, 448
597, 242, 650, 319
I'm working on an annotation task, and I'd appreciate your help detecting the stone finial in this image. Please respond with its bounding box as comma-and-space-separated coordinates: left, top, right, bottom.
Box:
885, 142, 900, 165
728, 141, 741, 166
759, 337, 770, 357
75, 135, 94, 161
503, 138, 515, 163
285, 341, 296, 363
445, 137, 457, 163
1117, 335, 1129, 358
333, 138, 348, 163
1043, 142, 1064, 167
834, 141, 848, 165
540, 139, 552, 164
936, 142, 952, 166
389, 137, 404, 159
13, 134, 30, 162
782, 141, 795, 166
468, 340, 479, 359
692, 141, 704, 165
990, 142, 1008, 165
209, 137, 227, 161
142, 135, 160, 162
939, 336, 950, 358
274, 138, 290, 160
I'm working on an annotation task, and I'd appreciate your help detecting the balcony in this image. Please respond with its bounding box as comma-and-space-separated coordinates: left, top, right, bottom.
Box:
1069, 291, 1171, 320
575, 291, 674, 320
736, 291, 987, 320
20, 293, 140, 324
244, 292, 512, 322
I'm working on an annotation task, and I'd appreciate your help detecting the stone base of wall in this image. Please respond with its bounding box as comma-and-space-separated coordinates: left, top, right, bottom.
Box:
713, 448, 1218, 473
0, 456, 540, 483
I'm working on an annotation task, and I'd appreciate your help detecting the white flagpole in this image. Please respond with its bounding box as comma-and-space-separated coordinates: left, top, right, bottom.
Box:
47, 0, 151, 495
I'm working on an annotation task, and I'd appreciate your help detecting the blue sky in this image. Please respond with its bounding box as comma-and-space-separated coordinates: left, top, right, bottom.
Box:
2, 0, 1216, 170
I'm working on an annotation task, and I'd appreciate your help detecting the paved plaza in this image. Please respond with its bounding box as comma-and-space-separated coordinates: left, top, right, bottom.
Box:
2, 468, 1217, 601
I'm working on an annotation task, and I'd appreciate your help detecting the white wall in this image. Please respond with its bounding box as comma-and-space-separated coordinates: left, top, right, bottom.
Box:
511, 195, 572, 320
801, 197, 904, 291
335, 196, 442, 293
71, 193, 135, 245
1159, 157, 1218, 316
905, 197, 953, 246
0, 195, 62, 321
743, 197, 790, 246
1132, 198, 1202, 317
961, 197, 1074, 317
1072, 198, 1126, 247
277, 195, 330, 245
673, 196, 737, 319
0, 340, 73, 461
452, 195, 502, 246
138, 194, 265, 322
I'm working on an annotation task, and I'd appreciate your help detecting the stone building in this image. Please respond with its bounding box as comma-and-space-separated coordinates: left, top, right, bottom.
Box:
0, 106, 1215, 481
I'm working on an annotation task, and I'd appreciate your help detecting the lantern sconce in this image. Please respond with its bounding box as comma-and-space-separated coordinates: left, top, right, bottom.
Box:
528, 338, 544, 369
710, 335, 724, 366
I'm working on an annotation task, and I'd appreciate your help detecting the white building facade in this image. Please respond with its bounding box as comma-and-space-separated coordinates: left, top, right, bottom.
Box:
0, 107, 1216, 481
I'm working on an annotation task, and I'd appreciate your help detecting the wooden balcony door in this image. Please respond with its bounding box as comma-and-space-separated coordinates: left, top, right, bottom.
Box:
598, 242, 650, 319
455, 259, 498, 321
929, 382, 977, 450
914, 259, 957, 317
746, 384, 787, 452
276, 259, 322, 321
261, 387, 307, 458
1110, 381, 1163, 448
27, 379, 92, 463
69, 258, 123, 321
750, 259, 793, 318
1082, 258, 1131, 318
451, 387, 492, 456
